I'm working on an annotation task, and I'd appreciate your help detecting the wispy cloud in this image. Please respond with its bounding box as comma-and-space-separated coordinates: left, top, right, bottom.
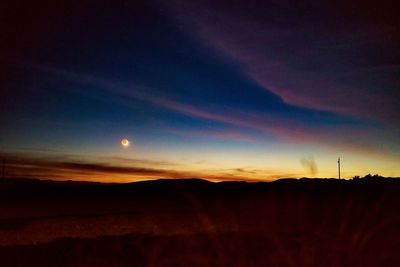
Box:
162, 0, 400, 127
17, 62, 400, 158
1, 153, 294, 182
2, 153, 196, 182
165, 128, 261, 143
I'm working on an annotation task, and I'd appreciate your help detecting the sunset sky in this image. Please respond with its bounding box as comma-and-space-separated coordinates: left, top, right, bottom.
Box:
1, 0, 399, 182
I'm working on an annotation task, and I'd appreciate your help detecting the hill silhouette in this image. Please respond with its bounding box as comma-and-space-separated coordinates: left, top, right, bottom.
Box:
0, 177, 399, 266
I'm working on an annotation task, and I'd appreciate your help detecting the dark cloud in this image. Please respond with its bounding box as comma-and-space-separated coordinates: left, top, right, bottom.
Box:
0, 153, 300, 182
1, 153, 190, 181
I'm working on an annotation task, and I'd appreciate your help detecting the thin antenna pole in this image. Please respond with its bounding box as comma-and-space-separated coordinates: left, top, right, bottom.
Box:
1, 159, 4, 179
338, 157, 341, 180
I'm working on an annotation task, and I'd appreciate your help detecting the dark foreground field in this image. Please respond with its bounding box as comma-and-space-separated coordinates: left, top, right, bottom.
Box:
0, 178, 399, 266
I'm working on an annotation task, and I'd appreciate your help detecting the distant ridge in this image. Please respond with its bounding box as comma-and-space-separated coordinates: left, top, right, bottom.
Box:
1, 176, 399, 192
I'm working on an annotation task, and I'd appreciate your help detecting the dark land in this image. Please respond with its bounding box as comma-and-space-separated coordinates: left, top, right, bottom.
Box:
0, 177, 399, 266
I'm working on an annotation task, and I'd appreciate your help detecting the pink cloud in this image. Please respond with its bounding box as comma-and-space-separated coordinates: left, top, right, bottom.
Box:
165, 128, 261, 143
24, 62, 399, 158
163, 0, 400, 127
146, 96, 397, 156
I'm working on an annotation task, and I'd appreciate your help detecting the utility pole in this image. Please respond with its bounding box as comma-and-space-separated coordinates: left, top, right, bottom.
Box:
338, 157, 341, 180
1, 159, 4, 179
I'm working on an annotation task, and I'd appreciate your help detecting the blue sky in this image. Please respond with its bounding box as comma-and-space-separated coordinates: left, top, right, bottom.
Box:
1, 0, 399, 181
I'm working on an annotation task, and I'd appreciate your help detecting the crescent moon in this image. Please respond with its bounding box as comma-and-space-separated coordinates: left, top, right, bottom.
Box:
121, 138, 130, 147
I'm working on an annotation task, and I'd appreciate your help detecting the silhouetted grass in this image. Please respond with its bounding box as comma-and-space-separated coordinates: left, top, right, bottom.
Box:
0, 178, 399, 266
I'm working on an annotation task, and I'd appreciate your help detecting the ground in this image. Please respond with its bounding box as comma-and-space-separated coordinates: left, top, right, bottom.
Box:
0, 178, 399, 266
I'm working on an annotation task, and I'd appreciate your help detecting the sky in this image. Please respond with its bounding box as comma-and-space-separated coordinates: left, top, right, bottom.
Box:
0, 0, 399, 182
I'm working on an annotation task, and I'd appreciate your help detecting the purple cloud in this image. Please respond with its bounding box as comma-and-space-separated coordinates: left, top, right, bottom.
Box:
163, 0, 400, 127
21, 62, 399, 157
